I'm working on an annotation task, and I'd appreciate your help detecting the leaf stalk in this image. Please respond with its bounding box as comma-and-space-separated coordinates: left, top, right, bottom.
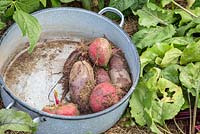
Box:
172, 0, 198, 18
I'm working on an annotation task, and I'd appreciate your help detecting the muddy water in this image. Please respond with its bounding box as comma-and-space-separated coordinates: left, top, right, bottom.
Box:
3, 39, 81, 110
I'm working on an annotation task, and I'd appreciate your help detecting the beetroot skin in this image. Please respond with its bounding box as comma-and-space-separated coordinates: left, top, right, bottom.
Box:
42, 103, 80, 116
89, 38, 112, 66
96, 68, 111, 84
69, 60, 95, 113
109, 55, 132, 89
89, 82, 123, 112
109, 54, 125, 70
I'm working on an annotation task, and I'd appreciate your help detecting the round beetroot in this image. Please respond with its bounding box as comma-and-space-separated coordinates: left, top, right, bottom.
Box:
89, 82, 122, 112
89, 38, 112, 66
42, 106, 56, 114
42, 103, 80, 116
96, 68, 111, 84
56, 103, 80, 116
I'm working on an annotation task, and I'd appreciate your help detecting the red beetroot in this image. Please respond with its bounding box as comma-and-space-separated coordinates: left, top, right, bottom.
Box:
96, 68, 111, 84
42, 103, 80, 116
42, 105, 56, 114
89, 38, 112, 66
89, 82, 123, 112
56, 103, 80, 116
109, 54, 132, 89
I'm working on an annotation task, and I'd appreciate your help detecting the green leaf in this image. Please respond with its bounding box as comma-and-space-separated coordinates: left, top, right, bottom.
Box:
161, 64, 180, 84
109, 0, 138, 12
150, 69, 184, 118
81, 0, 91, 10
144, 77, 184, 133
163, 36, 193, 50
176, 17, 200, 36
40, 0, 46, 7
60, 0, 74, 3
13, 10, 41, 53
156, 78, 185, 120
51, 0, 61, 7
130, 0, 147, 12
0, 109, 37, 133
0, 0, 12, 11
140, 43, 172, 76
143, 91, 163, 134
5, 4, 15, 17
129, 79, 148, 126
187, 0, 195, 8
146, 68, 161, 91
191, 7, 200, 17
179, 62, 200, 95
180, 42, 200, 64
136, 2, 175, 27
174, 9, 193, 26
187, 24, 200, 36
15, 0, 40, 13
98, 0, 104, 10
145, 67, 161, 92
132, 24, 176, 49
198, 97, 200, 108
131, 67, 184, 133
192, 0, 200, 9
145, 113, 162, 134
0, 21, 6, 29
161, 0, 172, 7
160, 48, 182, 67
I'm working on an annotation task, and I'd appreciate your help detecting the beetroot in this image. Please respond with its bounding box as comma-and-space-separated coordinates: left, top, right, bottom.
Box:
69, 60, 95, 113
109, 54, 126, 69
96, 68, 111, 84
89, 82, 123, 112
42, 105, 56, 114
89, 38, 112, 66
109, 68, 131, 89
56, 103, 80, 116
42, 103, 79, 116
109, 55, 132, 89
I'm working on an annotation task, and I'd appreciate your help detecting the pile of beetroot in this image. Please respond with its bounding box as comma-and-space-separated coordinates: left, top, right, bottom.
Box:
42, 37, 132, 116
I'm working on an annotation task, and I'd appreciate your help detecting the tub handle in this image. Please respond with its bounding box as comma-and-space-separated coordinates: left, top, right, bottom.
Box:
98, 7, 125, 28
6, 101, 15, 109
0, 76, 45, 124
33, 116, 46, 124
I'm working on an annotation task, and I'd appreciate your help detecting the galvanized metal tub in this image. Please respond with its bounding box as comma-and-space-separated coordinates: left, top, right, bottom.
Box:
0, 7, 140, 134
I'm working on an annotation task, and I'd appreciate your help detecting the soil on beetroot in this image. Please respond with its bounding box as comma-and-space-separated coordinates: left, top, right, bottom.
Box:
59, 38, 130, 114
